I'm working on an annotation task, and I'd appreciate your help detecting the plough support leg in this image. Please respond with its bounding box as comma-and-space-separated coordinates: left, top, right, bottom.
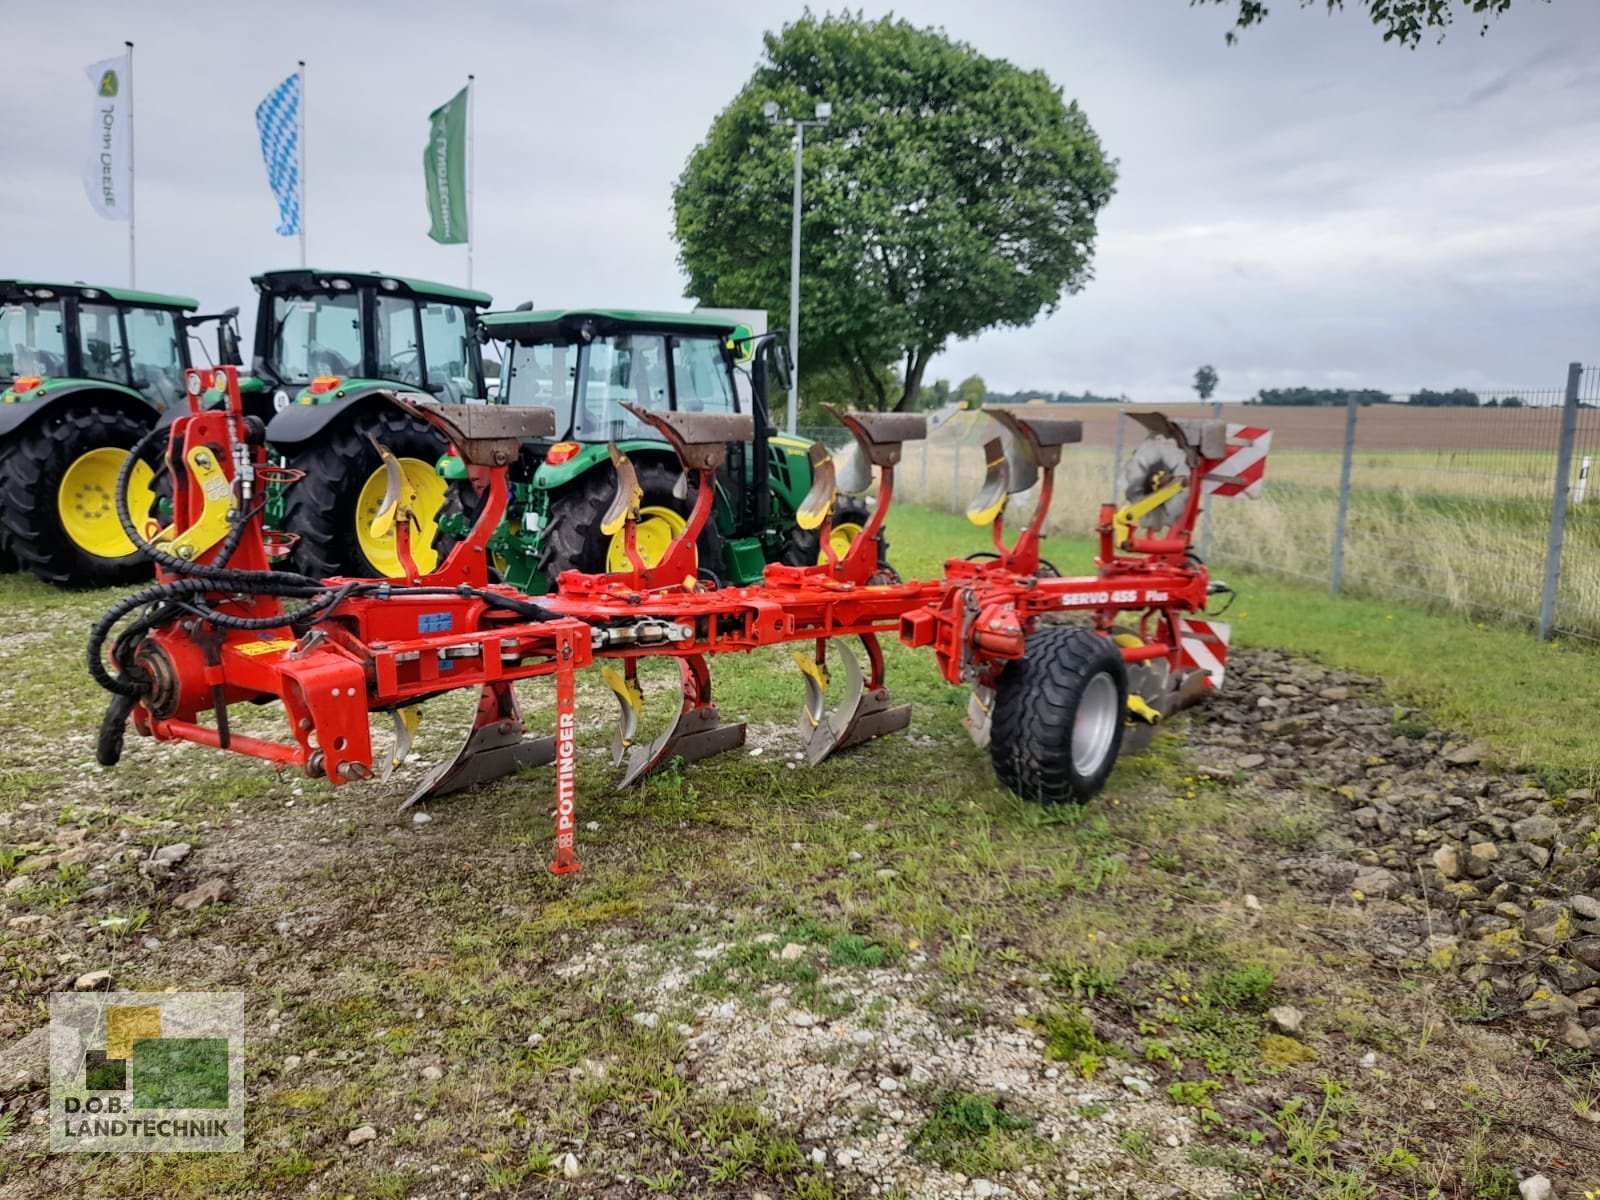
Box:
551, 656, 581, 875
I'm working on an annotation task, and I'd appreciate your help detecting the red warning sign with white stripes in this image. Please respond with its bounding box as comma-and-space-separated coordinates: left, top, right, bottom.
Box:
1178, 617, 1231, 688
1201, 424, 1272, 499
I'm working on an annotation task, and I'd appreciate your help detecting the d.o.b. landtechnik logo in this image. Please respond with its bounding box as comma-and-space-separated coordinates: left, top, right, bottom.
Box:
49, 991, 243, 1153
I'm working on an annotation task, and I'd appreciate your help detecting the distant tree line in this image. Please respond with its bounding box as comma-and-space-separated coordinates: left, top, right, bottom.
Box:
1249, 387, 1394, 407
1245, 387, 1518, 407
1410, 388, 1482, 407
983, 388, 1129, 406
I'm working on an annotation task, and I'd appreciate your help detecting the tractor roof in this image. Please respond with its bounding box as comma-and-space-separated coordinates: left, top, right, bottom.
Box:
0, 280, 198, 310
480, 308, 742, 343
251, 269, 492, 308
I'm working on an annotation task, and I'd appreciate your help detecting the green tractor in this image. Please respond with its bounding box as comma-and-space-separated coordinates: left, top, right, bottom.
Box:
248, 269, 492, 578
0, 280, 239, 585
456, 308, 883, 592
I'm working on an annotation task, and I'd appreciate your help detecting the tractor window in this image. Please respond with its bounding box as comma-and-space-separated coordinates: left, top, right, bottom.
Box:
271, 294, 361, 382
374, 296, 423, 387
123, 307, 183, 410
671, 337, 736, 414
0, 301, 67, 379
575, 335, 668, 442
77, 303, 129, 386
418, 303, 481, 401
504, 342, 572, 415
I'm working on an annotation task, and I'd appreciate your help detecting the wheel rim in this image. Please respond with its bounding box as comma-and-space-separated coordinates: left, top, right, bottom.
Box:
606, 505, 689, 572
1072, 672, 1120, 776
58, 447, 153, 560
355, 458, 448, 577
821, 521, 864, 564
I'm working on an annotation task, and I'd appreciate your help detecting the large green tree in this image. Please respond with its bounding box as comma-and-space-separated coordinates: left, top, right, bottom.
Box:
673, 14, 1117, 412
1193, 0, 1537, 45
1193, 365, 1219, 401
956, 375, 987, 410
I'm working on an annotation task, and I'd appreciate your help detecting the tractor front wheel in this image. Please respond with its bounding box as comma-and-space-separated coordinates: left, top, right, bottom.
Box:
280, 410, 448, 579
0, 405, 158, 587
543, 460, 722, 586
989, 626, 1128, 804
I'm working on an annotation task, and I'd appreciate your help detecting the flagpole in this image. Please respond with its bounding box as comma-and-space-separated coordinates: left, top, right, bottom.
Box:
297, 60, 307, 268
465, 74, 475, 290
126, 40, 136, 287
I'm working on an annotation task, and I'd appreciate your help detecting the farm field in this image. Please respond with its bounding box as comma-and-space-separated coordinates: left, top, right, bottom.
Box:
2, 507, 1599, 1199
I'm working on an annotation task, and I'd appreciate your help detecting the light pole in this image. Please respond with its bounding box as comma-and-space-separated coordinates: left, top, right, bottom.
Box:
763, 99, 831, 435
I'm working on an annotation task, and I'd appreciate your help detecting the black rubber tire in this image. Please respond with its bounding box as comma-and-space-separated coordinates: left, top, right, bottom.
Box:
779, 497, 894, 577
989, 626, 1128, 805
279, 408, 447, 579
0, 405, 157, 587
544, 460, 722, 586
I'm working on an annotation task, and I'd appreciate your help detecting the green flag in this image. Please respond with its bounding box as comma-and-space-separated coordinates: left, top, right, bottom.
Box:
423, 87, 468, 244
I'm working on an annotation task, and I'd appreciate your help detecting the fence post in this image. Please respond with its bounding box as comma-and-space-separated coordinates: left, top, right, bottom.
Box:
1200, 400, 1222, 559
1330, 391, 1359, 595
951, 434, 962, 514
1539, 362, 1584, 640
920, 436, 929, 505
1110, 410, 1127, 502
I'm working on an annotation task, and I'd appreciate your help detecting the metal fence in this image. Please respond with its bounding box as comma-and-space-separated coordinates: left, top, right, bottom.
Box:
802, 361, 1600, 643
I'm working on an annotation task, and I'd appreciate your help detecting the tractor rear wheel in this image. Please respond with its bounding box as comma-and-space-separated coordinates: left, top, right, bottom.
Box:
0, 405, 158, 587
544, 460, 722, 587
280, 410, 448, 579
989, 626, 1127, 804
780, 497, 894, 577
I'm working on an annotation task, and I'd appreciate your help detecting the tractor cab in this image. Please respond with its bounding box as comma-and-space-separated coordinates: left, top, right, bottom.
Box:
252, 269, 490, 413
250, 269, 493, 580
0, 281, 231, 585
491, 308, 753, 435
1, 280, 196, 412
469, 308, 874, 592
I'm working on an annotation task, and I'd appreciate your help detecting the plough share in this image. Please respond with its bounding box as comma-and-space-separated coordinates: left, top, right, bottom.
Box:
90, 367, 1270, 874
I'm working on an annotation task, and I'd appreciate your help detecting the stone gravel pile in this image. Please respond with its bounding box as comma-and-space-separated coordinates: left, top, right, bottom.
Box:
1191, 647, 1599, 1046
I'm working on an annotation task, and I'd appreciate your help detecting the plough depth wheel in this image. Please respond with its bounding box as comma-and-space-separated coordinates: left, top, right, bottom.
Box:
989, 627, 1128, 805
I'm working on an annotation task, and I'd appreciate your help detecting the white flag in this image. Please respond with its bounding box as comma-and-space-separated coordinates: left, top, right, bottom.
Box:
82, 54, 131, 221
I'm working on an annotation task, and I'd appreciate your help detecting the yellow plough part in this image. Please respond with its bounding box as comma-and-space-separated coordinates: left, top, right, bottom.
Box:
1113, 477, 1185, 548
600, 664, 644, 765
160, 446, 237, 562
368, 443, 419, 543
793, 652, 831, 728
600, 444, 643, 537
966, 437, 1009, 527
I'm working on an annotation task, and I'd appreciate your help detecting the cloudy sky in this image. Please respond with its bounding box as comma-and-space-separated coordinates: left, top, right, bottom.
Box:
4, 0, 1596, 403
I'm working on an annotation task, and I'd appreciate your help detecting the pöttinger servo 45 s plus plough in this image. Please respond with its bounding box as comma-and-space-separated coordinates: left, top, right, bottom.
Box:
89, 365, 1270, 874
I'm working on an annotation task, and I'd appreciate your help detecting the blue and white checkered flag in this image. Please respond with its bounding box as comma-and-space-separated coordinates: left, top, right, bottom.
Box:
254, 72, 301, 237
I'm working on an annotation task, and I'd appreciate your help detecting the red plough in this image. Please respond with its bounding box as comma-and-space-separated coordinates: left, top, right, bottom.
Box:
90, 367, 1270, 873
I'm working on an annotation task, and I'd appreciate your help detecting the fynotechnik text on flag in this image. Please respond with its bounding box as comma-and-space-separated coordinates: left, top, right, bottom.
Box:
255, 72, 302, 237
424, 87, 468, 245
82, 54, 131, 222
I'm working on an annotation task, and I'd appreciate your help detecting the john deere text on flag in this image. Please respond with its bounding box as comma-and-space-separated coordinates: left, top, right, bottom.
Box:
83, 54, 131, 221
255, 72, 302, 237
424, 87, 468, 245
